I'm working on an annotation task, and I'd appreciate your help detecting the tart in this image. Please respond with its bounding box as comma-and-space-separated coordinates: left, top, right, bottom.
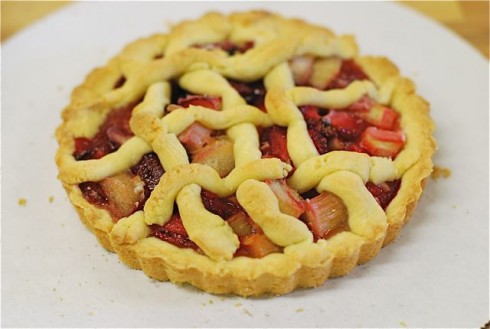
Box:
55, 10, 435, 296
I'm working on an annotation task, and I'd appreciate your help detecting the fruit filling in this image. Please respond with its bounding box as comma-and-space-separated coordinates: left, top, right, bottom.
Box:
298, 100, 404, 158
75, 63, 403, 255
79, 152, 165, 220
366, 180, 401, 210
149, 212, 200, 251
73, 101, 138, 160
259, 126, 292, 165
302, 191, 349, 241
170, 89, 236, 178
192, 40, 254, 56
228, 79, 266, 111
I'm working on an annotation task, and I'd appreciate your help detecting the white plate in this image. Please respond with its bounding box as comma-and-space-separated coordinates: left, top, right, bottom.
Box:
2, 1, 488, 327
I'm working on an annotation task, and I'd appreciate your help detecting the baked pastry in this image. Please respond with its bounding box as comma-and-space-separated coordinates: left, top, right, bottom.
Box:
55, 10, 435, 296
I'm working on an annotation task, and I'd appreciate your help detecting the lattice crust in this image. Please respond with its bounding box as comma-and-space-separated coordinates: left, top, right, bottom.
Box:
55, 11, 435, 296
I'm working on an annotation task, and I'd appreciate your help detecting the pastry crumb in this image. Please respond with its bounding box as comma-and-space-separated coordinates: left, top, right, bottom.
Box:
208, 299, 214, 304
18, 198, 27, 206
49, 196, 55, 203
431, 166, 451, 179
399, 321, 408, 328
296, 308, 304, 313
242, 308, 253, 317
234, 303, 243, 308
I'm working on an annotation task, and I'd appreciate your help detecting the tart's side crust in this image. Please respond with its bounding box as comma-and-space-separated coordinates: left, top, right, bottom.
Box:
56, 11, 435, 296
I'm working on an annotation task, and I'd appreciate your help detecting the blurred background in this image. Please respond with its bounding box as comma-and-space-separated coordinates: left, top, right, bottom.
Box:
1, 0, 488, 58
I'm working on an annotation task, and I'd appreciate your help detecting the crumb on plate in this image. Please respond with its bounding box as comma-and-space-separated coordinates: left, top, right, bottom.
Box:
431, 166, 451, 179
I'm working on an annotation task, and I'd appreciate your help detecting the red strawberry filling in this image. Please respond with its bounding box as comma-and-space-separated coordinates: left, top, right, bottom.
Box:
326, 59, 369, 90
228, 79, 266, 111
366, 180, 401, 210
259, 126, 292, 165
149, 212, 200, 250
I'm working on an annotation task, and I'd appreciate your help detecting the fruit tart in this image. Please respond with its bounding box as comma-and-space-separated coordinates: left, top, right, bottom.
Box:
55, 10, 435, 296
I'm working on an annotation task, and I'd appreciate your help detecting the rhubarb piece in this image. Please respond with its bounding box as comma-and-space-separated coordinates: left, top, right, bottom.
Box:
302, 191, 349, 240
289, 55, 315, 86
366, 180, 401, 209
238, 233, 282, 258
325, 111, 367, 141
354, 104, 399, 130
227, 212, 281, 258
192, 138, 235, 177
259, 126, 291, 164
265, 179, 305, 218
344, 95, 375, 112
99, 172, 145, 220
178, 123, 214, 154
149, 213, 199, 250
359, 127, 404, 158
227, 212, 256, 237
308, 57, 342, 90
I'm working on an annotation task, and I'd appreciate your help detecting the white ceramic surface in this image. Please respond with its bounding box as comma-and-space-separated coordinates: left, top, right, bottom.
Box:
2, 1, 488, 327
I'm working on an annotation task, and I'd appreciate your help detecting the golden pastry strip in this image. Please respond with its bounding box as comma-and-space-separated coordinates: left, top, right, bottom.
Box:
144, 159, 291, 225
236, 180, 313, 246
177, 184, 239, 261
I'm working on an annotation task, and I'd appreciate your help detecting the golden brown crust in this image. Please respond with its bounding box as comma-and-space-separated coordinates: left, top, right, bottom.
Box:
56, 10, 435, 296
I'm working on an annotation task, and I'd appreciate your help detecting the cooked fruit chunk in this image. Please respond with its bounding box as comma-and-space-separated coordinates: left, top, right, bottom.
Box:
265, 179, 305, 218
99, 172, 144, 220
366, 180, 401, 209
178, 123, 213, 154
149, 213, 199, 250
201, 190, 244, 219
131, 152, 165, 201
302, 191, 348, 240
228, 212, 281, 258
238, 233, 282, 258
79, 181, 108, 206
260, 126, 291, 164
192, 138, 235, 177
177, 95, 222, 110
344, 95, 374, 112
308, 57, 342, 90
289, 55, 314, 85
354, 104, 398, 130
359, 127, 404, 158
326, 59, 369, 89
227, 212, 256, 237
325, 111, 367, 140
228, 79, 266, 111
